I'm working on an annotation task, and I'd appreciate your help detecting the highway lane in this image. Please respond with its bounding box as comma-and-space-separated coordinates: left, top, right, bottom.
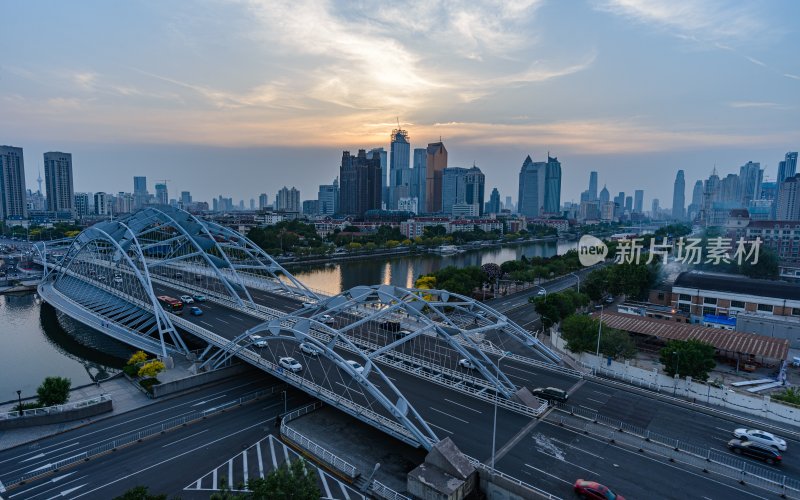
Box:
0, 374, 290, 484
4, 393, 308, 499
499, 419, 767, 500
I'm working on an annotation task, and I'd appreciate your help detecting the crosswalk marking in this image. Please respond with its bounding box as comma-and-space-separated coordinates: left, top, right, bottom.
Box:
256, 441, 265, 479
242, 451, 249, 484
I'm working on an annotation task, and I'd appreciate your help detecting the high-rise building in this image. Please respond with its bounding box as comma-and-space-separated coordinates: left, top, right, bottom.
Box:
258, 193, 268, 209
651, 198, 660, 219
275, 186, 301, 212
634, 190, 644, 214
689, 180, 703, 215
543, 155, 562, 214
412, 148, 426, 212
505, 196, 513, 212
155, 183, 168, 205
442, 166, 485, 216
672, 170, 685, 220
340, 150, 382, 216
777, 174, 800, 221
599, 185, 610, 205
74, 192, 90, 218
739, 161, 763, 207
389, 129, 411, 210
368, 147, 388, 205
133, 176, 148, 209
424, 142, 448, 213
614, 192, 625, 218
43, 152, 74, 214
486, 188, 501, 214
115, 192, 134, 214
518, 155, 545, 218
777, 152, 798, 184
249, 198, 255, 210
317, 177, 339, 216
625, 196, 633, 213
180, 191, 192, 206
94, 192, 111, 216
302, 200, 318, 215
0, 146, 28, 219
588, 171, 598, 201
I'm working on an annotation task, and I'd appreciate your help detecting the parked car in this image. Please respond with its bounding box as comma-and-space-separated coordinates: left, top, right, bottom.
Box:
180, 295, 194, 304
733, 429, 787, 451
193, 294, 206, 302
458, 358, 476, 370
727, 439, 782, 465
573, 479, 624, 500
299, 342, 320, 356
279, 357, 303, 373
532, 387, 569, 402
249, 334, 267, 347
345, 360, 365, 374
189, 306, 203, 316
320, 314, 335, 325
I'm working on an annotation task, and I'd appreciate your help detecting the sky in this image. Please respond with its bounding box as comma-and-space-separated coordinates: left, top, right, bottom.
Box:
1, 0, 799, 209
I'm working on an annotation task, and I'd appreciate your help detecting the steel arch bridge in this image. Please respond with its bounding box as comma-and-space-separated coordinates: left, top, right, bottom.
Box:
35, 206, 560, 449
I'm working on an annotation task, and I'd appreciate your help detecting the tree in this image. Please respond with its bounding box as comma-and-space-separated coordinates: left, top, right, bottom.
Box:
127, 350, 148, 366
114, 486, 168, 500
659, 339, 716, 381
560, 314, 636, 359
739, 247, 779, 280
36, 376, 71, 407
247, 458, 320, 500
138, 360, 166, 379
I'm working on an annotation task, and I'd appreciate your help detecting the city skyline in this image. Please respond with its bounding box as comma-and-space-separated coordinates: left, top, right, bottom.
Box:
1, 1, 798, 206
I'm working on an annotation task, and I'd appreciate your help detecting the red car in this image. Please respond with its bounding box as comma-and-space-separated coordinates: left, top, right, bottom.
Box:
574, 479, 624, 500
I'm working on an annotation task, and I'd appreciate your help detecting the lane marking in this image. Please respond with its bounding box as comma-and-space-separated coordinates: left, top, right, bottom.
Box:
535, 450, 599, 476
578, 405, 597, 412
161, 429, 210, 448
429, 407, 469, 424
428, 422, 453, 435
586, 397, 605, 404
523, 464, 572, 486
443, 399, 482, 414
191, 395, 228, 407
217, 318, 231, 325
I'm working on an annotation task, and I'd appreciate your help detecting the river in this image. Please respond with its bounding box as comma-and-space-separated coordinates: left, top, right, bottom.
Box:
0, 239, 575, 399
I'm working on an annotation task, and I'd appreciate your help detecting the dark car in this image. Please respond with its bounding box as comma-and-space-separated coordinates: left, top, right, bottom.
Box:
728, 439, 782, 465
532, 386, 569, 402
573, 479, 624, 500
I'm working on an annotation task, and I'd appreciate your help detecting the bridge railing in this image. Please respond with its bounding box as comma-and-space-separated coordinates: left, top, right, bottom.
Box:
371, 480, 412, 500
280, 421, 359, 479
465, 455, 561, 500
0, 394, 112, 420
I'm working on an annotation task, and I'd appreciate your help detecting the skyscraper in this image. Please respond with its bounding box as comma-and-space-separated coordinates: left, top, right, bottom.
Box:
389, 129, 410, 210
368, 147, 388, 205
340, 150, 382, 216
625, 196, 633, 213
424, 142, 448, 213
133, 176, 148, 209
634, 190, 644, 214
486, 188, 501, 214
672, 170, 685, 220
777, 152, 798, 183
517, 155, 545, 218
94, 192, 111, 216
777, 174, 800, 221
412, 147, 426, 212
318, 177, 339, 215
441, 166, 485, 216
74, 192, 90, 218
0, 146, 28, 219
739, 161, 763, 206
180, 191, 192, 206
155, 183, 168, 205
599, 185, 610, 205
543, 155, 562, 214
588, 171, 598, 201
258, 193, 268, 209
43, 152, 74, 214
275, 186, 301, 212
651, 198, 660, 219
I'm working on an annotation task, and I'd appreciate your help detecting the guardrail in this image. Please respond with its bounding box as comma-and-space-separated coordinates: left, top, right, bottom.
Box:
371, 480, 412, 500
465, 455, 562, 500
3, 385, 286, 489
282, 401, 323, 423
1, 394, 112, 420
280, 422, 359, 479
553, 404, 800, 498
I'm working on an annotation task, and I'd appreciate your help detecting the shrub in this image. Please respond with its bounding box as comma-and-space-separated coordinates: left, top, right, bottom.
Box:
127, 350, 148, 366
36, 376, 71, 407
138, 360, 166, 379
123, 364, 139, 377
139, 378, 159, 394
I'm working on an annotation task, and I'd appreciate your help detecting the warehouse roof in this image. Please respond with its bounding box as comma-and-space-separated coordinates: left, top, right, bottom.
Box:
673, 271, 800, 302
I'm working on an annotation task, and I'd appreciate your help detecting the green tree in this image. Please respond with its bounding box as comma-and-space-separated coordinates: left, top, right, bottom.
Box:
127, 350, 148, 366
659, 339, 716, 381
739, 247, 779, 280
113, 486, 168, 500
138, 360, 166, 379
36, 376, 71, 407
247, 459, 320, 500
560, 314, 636, 359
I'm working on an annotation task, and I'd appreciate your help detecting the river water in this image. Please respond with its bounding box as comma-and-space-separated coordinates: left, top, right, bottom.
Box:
0, 239, 575, 399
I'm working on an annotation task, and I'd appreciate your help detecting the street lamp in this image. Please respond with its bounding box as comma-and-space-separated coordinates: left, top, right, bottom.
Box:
491, 352, 511, 471
282, 390, 287, 413
16, 390, 22, 412
569, 272, 580, 293
673, 351, 680, 396
595, 305, 603, 367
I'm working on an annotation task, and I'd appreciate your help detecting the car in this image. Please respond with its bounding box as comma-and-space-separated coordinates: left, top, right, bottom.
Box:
532, 386, 569, 402
320, 314, 335, 325
728, 439, 782, 465
604, 296, 615, 304
249, 334, 267, 347
279, 357, 303, 372
394, 329, 413, 339
192, 294, 206, 302
175, 273, 183, 279
458, 358, 476, 369
345, 360, 365, 374
189, 306, 203, 316
573, 479, 624, 500
733, 429, 787, 451
180, 295, 194, 304
96, 275, 106, 281
380, 320, 401, 332
299, 342, 320, 356
536, 289, 546, 296
302, 302, 314, 308
113, 275, 123, 283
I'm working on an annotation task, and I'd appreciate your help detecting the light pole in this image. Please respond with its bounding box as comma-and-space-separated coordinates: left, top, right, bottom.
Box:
595, 305, 603, 367
569, 272, 580, 293
673, 351, 680, 396
16, 390, 22, 412
491, 352, 510, 471
281, 390, 287, 413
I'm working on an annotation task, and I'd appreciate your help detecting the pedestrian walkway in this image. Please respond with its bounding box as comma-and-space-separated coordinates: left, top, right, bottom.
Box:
184, 434, 366, 499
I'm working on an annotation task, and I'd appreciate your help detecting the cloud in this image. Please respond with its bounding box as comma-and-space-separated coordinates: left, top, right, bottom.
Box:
727, 101, 784, 109
785, 73, 800, 81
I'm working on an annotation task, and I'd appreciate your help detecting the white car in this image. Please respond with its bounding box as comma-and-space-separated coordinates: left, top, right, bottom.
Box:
249, 334, 267, 347
345, 360, 365, 374
536, 289, 546, 296
299, 342, 320, 356
113, 275, 123, 284
279, 357, 303, 373
733, 428, 787, 451
458, 358, 476, 370
180, 295, 194, 304
320, 314, 335, 325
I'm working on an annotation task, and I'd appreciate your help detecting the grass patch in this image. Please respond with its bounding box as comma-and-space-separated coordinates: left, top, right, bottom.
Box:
138, 378, 160, 394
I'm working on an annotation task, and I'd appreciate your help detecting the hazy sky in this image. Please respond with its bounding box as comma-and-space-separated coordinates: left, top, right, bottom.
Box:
2, 0, 798, 208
